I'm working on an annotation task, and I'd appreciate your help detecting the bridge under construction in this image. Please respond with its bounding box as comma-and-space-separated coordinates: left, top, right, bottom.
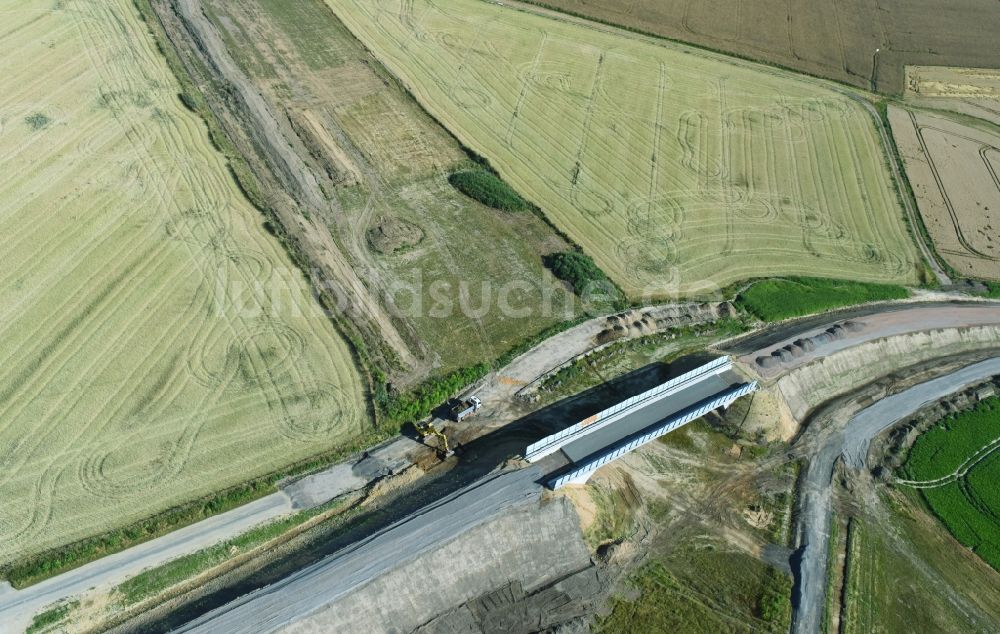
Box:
525, 357, 757, 489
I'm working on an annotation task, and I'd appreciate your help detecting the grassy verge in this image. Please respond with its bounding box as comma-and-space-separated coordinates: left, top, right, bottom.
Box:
822, 514, 841, 634
117, 496, 349, 604
26, 600, 78, 634
584, 483, 638, 550
736, 277, 909, 321
840, 518, 875, 633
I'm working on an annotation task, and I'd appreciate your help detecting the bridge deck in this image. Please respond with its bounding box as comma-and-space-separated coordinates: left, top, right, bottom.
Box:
559, 369, 740, 463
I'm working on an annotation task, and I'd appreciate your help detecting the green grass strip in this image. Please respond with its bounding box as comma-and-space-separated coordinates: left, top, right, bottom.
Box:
737, 277, 909, 321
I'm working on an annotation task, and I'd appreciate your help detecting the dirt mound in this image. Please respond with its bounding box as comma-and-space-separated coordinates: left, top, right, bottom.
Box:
594, 302, 732, 345
367, 216, 425, 254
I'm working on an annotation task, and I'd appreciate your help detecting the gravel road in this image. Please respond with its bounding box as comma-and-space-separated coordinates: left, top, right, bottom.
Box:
792, 357, 1000, 634
733, 301, 1000, 379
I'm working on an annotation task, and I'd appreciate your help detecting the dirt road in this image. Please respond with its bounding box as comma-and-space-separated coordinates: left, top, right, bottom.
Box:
730, 300, 1000, 379
791, 357, 1000, 634
163, 0, 416, 368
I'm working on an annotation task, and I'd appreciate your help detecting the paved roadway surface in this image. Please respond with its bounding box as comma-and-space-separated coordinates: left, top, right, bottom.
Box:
175, 467, 543, 633
0, 494, 291, 633
792, 357, 1000, 634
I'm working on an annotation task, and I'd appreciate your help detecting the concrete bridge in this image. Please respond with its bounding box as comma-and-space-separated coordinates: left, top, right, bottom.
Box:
525, 357, 757, 489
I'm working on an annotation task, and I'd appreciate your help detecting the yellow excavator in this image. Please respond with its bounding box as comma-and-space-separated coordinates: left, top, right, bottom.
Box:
414, 421, 453, 458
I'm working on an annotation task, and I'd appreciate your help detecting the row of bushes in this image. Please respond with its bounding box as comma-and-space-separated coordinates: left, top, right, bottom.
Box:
543, 251, 627, 309
448, 169, 533, 212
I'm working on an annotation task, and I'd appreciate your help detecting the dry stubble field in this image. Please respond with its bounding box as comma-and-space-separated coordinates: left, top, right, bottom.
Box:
0, 0, 366, 566
889, 106, 1000, 280
327, 0, 919, 299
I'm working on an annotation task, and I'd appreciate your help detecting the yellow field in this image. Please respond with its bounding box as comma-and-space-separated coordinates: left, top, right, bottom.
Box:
0, 0, 366, 564
889, 106, 1000, 280
326, 0, 920, 298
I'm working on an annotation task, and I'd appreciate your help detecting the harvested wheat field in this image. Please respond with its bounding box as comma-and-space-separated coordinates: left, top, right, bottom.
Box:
326, 0, 919, 298
0, 0, 366, 565
889, 106, 1000, 280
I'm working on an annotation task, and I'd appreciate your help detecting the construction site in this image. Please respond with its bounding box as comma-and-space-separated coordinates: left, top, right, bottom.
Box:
3, 0, 1000, 632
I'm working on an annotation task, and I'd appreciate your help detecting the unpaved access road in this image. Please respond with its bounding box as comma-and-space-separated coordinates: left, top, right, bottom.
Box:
731, 300, 1000, 380
791, 357, 1000, 634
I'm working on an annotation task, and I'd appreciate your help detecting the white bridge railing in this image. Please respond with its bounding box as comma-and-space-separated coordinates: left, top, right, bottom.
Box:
548, 381, 757, 489
524, 356, 732, 463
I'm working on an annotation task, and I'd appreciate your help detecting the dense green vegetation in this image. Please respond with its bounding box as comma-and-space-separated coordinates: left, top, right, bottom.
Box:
380, 362, 490, 424
448, 169, 532, 212
737, 277, 909, 321
544, 251, 626, 307
920, 458, 1000, 570
904, 398, 1000, 480
903, 397, 1000, 570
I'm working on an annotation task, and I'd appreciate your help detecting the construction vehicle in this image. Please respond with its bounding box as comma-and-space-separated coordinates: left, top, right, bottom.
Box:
414, 420, 453, 458
450, 395, 482, 422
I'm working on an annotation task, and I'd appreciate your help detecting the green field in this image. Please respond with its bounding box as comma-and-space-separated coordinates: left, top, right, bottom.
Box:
903, 397, 1000, 569
0, 0, 366, 570
597, 550, 791, 633
831, 509, 1000, 634
325, 0, 920, 299
737, 277, 910, 321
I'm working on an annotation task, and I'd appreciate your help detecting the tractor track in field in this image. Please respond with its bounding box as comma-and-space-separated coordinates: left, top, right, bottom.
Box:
154, 0, 420, 373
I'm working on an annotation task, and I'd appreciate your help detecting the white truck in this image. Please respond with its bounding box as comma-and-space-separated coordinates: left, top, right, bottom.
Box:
449, 396, 482, 422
